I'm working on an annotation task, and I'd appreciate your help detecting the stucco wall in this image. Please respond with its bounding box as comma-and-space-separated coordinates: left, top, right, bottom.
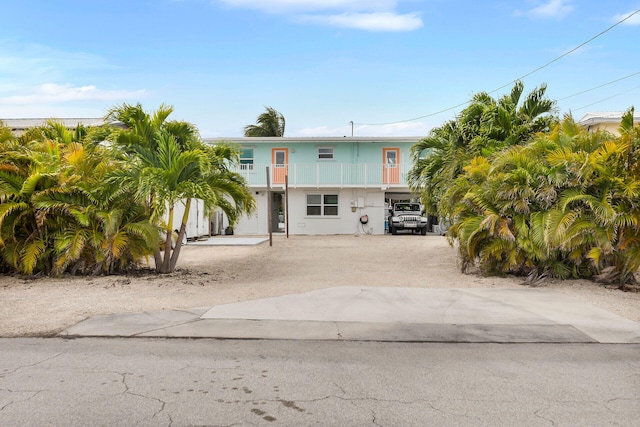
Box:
172, 199, 209, 239
233, 189, 387, 235
585, 122, 620, 135
240, 139, 416, 165
222, 137, 421, 236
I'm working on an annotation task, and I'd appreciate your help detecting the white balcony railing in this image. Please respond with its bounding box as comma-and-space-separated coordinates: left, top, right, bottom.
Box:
232, 163, 412, 188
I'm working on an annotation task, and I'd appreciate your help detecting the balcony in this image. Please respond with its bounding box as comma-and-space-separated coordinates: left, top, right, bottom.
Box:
233, 163, 412, 188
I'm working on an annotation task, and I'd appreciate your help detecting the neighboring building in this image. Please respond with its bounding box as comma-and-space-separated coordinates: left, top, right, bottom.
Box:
0, 118, 107, 136
204, 136, 423, 235
578, 112, 640, 135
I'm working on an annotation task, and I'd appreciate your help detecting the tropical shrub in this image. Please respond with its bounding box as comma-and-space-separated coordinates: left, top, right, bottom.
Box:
408, 81, 556, 216
1, 105, 255, 276
0, 122, 159, 275
105, 103, 255, 273
447, 111, 640, 284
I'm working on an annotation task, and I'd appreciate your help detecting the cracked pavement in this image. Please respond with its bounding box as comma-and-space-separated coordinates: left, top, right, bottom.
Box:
1, 338, 639, 426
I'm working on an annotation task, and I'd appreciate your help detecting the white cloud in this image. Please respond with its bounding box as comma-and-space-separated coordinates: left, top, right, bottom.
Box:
525, 0, 574, 19
219, 0, 397, 13
0, 83, 146, 105
0, 42, 114, 84
217, 0, 423, 31
613, 10, 640, 25
301, 12, 422, 32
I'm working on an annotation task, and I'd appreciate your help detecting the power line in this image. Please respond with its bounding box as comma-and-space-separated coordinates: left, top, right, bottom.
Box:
573, 84, 640, 111
558, 70, 640, 101
354, 9, 640, 127
353, 70, 640, 126
354, 101, 469, 127
489, 9, 640, 94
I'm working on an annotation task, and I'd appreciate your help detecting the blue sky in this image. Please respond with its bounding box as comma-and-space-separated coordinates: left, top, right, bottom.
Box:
1, 0, 639, 137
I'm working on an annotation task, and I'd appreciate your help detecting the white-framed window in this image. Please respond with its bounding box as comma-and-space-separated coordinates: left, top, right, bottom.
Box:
306, 194, 338, 216
317, 147, 334, 160
239, 147, 254, 170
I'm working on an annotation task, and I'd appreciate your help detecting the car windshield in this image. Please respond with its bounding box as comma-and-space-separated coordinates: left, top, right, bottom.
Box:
397, 204, 419, 212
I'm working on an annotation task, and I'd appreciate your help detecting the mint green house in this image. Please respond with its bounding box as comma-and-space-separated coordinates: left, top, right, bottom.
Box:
204, 136, 422, 235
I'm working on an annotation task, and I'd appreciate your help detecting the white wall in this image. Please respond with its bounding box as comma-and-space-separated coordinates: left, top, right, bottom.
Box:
233, 191, 269, 235
171, 199, 209, 239
233, 189, 387, 235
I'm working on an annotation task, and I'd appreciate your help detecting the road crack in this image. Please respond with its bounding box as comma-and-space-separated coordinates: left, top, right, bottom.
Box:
114, 372, 168, 423
0, 390, 43, 412
1, 353, 63, 378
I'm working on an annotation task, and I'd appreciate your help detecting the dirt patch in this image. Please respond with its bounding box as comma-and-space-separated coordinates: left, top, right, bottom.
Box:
1, 235, 638, 337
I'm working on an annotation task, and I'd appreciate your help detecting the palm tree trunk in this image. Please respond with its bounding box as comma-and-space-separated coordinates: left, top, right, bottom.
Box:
169, 198, 191, 272
154, 248, 163, 271
160, 205, 174, 273
150, 192, 163, 269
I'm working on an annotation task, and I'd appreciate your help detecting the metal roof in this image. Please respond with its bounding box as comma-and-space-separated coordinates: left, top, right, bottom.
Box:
577, 112, 640, 126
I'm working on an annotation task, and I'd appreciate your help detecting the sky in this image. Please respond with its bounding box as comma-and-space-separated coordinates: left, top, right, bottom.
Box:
1, 0, 639, 138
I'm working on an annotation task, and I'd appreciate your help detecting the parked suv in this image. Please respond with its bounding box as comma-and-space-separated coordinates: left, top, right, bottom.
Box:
388, 203, 429, 235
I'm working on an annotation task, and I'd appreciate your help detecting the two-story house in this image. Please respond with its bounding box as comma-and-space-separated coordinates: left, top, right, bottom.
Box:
204, 136, 422, 235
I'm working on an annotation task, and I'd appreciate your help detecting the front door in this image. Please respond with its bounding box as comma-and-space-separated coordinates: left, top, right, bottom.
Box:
383, 148, 400, 184
272, 148, 288, 185
272, 192, 285, 232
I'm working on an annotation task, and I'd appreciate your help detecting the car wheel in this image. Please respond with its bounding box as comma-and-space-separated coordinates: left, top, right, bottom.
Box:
421, 227, 427, 235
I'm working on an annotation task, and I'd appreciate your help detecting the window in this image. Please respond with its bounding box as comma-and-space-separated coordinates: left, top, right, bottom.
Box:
385, 149, 397, 165
239, 147, 254, 170
318, 147, 334, 160
307, 194, 338, 216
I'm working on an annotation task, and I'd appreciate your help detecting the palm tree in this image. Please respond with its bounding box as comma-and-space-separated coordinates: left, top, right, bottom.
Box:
0, 148, 53, 274
408, 81, 556, 219
407, 119, 468, 215
447, 111, 640, 284
0, 121, 158, 275
243, 106, 286, 137
482, 81, 556, 149
0, 121, 12, 145
107, 103, 255, 273
0, 123, 80, 275
32, 140, 159, 275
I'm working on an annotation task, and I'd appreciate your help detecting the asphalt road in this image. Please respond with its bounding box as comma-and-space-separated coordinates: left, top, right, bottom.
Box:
1, 338, 639, 426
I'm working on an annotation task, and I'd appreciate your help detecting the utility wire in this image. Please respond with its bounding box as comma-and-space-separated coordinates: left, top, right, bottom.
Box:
573, 84, 640, 111
354, 101, 470, 126
354, 9, 640, 127
557, 70, 640, 101
489, 9, 640, 94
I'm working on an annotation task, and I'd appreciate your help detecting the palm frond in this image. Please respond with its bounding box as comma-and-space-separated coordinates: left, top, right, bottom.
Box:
20, 238, 46, 275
